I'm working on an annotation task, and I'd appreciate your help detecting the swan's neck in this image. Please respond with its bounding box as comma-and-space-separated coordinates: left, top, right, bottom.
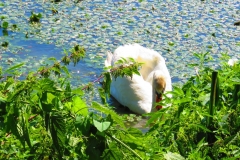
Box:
155, 94, 162, 110
151, 71, 165, 112
152, 88, 163, 112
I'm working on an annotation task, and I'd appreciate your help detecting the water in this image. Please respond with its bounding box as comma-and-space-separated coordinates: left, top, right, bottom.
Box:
1, 0, 239, 81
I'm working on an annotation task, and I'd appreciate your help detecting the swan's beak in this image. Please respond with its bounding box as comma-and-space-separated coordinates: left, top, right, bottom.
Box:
155, 91, 163, 110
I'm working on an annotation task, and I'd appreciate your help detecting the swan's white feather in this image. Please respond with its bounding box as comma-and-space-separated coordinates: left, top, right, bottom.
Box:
105, 44, 172, 114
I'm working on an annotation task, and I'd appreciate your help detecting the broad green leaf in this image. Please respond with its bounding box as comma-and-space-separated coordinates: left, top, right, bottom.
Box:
46, 92, 55, 104
173, 86, 184, 95
164, 152, 185, 160
72, 96, 88, 116
40, 92, 55, 112
93, 119, 111, 132
72, 88, 84, 96
50, 112, 66, 159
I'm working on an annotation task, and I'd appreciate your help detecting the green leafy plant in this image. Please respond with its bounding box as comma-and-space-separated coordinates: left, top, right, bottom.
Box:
0, 47, 148, 159
145, 53, 240, 159
2, 21, 8, 29
0, 48, 239, 159
29, 12, 42, 23
1, 41, 8, 47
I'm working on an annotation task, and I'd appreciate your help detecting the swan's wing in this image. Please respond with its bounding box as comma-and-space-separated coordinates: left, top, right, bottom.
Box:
110, 75, 152, 114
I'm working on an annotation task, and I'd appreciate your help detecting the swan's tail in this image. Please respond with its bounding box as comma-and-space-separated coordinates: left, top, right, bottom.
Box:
105, 51, 113, 68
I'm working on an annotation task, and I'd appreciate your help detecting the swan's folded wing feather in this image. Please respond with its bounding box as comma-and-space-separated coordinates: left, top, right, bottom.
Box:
110, 75, 152, 114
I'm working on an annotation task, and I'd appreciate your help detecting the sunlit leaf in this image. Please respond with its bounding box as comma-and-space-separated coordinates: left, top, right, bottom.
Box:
164, 152, 185, 160
93, 119, 111, 132
72, 96, 88, 116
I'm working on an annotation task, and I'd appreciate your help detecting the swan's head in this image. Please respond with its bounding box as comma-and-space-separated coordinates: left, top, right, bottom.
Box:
152, 71, 166, 111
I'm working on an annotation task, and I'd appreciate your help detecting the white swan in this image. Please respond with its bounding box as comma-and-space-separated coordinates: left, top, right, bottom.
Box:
105, 44, 172, 114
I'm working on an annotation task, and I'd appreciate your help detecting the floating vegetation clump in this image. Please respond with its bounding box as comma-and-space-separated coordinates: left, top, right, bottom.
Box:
29, 12, 42, 23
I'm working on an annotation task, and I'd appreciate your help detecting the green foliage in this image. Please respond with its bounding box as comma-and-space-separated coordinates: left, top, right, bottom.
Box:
1, 41, 8, 47
145, 53, 240, 159
107, 57, 142, 80
0, 48, 146, 159
62, 45, 85, 66
0, 50, 239, 159
2, 21, 8, 29
29, 12, 42, 23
